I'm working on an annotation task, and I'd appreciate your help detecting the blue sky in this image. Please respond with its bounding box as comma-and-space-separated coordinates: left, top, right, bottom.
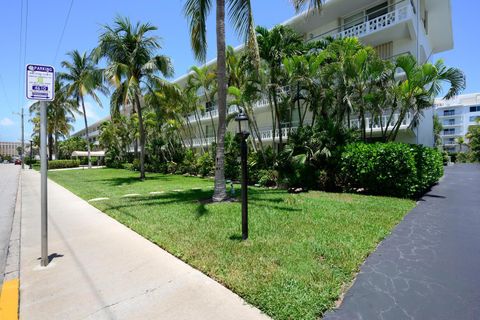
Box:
0, 0, 477, 142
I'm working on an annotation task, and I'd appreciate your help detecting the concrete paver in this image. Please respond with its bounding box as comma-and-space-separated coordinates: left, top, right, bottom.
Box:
20, 169, 270, 320
324, 164, 480, 320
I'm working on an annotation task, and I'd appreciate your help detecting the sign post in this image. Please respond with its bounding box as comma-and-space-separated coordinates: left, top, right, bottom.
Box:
26, 64, 55, 267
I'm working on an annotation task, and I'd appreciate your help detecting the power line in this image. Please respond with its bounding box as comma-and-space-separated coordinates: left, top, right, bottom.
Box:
17, 0, 24, 112
53, 0, 75, 65
0, 74, 12, 108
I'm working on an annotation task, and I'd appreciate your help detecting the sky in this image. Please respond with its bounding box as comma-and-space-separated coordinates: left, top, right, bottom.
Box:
0, 0, 478, 142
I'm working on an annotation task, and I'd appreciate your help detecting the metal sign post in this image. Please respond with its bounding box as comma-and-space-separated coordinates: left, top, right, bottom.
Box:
26, 64, 55, 267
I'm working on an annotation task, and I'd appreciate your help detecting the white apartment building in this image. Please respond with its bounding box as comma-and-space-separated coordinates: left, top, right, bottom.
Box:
174, 0, 452, 149
0, 141, 22, 157
435, 93, 480, 153
72, 0, 453, 149
71, 117, 109, 149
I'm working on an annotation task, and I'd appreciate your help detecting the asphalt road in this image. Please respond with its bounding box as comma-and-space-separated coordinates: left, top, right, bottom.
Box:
324, 164, 480, 320
0, 164, 20, 285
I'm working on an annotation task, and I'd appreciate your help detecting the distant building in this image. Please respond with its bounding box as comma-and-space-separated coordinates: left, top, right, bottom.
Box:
0, 141, 22, 157
435, 93, 480, 153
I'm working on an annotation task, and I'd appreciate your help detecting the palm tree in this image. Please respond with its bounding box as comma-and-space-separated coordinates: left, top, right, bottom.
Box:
256, 25, 305, 151
389, 55, 465, 141
187, 66, 217, 143
60, 50, 107, 168
456, 136, 465, 152
183, 0, 323, 201
96, 16, 174, 180
30, 79, 76, 160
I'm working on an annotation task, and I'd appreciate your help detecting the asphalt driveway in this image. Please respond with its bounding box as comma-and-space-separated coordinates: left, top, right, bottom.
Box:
324, 164, 480, 320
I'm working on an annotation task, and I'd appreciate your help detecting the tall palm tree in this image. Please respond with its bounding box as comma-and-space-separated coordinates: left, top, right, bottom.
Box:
95, 16, 174, 180
183, 0, 323, 201
30, 79, 76, 160
60, 50, 107, 168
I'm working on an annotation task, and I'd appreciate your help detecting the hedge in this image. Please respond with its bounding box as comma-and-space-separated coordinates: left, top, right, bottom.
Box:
48, 160, 80, 170
340, 142, 443, 198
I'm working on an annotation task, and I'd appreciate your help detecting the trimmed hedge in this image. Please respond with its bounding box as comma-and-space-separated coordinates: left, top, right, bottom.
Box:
340, 143, 443, 198
48, 160, 80, 170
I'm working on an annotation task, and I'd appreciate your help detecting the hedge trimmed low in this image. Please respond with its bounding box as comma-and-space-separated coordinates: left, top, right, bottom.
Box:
340, 142, 443, 198
48, 160, 80, 170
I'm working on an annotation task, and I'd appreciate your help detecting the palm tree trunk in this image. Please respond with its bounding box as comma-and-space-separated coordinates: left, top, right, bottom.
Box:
80, 95, 92, 168
212, 0, 228, 202
134, 94, 146, 180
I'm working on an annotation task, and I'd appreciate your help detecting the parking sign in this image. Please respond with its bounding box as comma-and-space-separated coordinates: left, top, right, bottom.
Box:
26, 64, 55, 101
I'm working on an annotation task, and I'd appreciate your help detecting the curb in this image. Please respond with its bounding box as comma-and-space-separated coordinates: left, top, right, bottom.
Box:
0, 170, 22, 319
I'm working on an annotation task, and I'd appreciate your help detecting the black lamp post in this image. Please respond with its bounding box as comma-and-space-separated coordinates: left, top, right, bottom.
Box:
235, 111, 249, 240
29, 140, 33, 169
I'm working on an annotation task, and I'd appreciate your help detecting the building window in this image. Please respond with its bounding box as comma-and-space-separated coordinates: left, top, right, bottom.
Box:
443, 119, 455, 125
470, 116, 480, 122
443, 128, 455, 135
443, 109, 455, 116
343, 2, 388, 31
469, 106, 480, 112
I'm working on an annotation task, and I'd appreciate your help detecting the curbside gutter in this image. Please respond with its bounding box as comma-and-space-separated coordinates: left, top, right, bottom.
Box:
0, 171, 22, 319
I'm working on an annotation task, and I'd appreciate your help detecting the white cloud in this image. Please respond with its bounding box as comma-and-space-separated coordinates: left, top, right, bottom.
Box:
82, 102, 100, 121
0, 117, 14, 126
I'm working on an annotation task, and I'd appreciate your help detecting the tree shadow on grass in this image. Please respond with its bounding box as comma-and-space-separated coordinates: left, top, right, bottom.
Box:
101, 175, 173, 187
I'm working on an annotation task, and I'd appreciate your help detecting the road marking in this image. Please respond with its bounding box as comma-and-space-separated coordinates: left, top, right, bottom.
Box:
0, 278, 19, 320
88, 197, 110, 202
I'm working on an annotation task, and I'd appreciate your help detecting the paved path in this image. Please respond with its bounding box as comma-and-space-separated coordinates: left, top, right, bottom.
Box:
324, 164, 480, 320
20, 170, 270, 319
0, 164, 20, 285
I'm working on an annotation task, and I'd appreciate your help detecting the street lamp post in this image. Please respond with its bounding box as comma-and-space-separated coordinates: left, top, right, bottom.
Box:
29, 140, 33, 169
235, 111, 249, 240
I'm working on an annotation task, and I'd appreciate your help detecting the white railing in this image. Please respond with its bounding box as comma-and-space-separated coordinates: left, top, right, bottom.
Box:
349, 113, 412, 132
190, 125, 298, 147
329, 3, 413, 40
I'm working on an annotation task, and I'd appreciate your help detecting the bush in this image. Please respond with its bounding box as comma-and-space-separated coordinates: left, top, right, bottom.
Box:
340, 143, 443, 198
48, 160, 80, 170
197, 152, 214, 177
178, 149, 198, 175
258, 169, 279, 187
456, 152, 475, 163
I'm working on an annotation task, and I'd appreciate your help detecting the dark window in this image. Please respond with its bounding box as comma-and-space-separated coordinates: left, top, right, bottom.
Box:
444, 109, 455, 116
367, 2, 388, 21
470, 106, 480, 112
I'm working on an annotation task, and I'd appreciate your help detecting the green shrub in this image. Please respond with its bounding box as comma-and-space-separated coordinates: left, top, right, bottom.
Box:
258, 169, 279, 187
48, 160, 80, 170
178, 149, 198, 175
197, 152, 214, 177
456, 152, 475, 163
340, 143, 443, 198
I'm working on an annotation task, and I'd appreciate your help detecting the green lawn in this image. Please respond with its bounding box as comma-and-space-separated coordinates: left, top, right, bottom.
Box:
48, 168, 415, 319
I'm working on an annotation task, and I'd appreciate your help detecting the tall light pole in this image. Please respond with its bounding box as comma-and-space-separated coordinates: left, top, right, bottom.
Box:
235, 111, 249, 240
13, 108, 25, 169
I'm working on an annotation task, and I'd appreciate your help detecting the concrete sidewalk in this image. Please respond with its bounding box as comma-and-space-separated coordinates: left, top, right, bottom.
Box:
20, 169, 269, 319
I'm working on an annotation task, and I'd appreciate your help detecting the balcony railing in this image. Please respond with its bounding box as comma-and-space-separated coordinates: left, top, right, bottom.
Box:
312, 1, 414, 42
348, 112, 412, 132
190, 125, 298, 147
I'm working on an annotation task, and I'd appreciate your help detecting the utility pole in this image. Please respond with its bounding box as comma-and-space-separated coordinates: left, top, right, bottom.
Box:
13, 108, 26, 169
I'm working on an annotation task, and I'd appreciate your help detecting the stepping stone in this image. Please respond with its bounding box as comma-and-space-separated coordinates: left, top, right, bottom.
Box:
88, 197, 110, 202
190, 188, 202, 191
149, 191, 165, 195
121, 193, 141, 198
172, 189, 183, 192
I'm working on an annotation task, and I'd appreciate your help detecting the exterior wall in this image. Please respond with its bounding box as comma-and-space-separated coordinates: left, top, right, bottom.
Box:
0, 142, 22, 157
435, 93, 480, 153
71, 0, 452, 150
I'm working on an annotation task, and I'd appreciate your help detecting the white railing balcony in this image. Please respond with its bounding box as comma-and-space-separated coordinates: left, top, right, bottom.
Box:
348, 112, 412, 132
311, 1, 414, 42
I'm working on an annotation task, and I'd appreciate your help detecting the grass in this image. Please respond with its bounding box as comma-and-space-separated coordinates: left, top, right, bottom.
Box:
48, 168, 415, 319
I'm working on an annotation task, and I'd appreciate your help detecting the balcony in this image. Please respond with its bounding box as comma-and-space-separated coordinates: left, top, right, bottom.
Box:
348, 112, 412, 132
190, 125, 297, 147
310, 1, 417, 48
